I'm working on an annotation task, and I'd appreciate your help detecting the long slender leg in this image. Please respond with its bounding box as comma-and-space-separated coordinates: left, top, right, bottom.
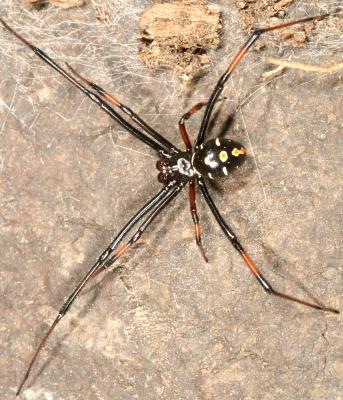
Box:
16, 182, 182, 396
66, 63, 179, 154
198, 178, 339, 314
0, 18, 174, 156
189, 179, 208, 262
178, 103, 210, 261
179, 102, 208, 151
178, 98, 227, 150
196, 14, 329, 146
105, 182, 184, 267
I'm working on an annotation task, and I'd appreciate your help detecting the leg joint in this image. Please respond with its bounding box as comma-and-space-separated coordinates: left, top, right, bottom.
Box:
258, 276, 273, 293
231, 237, 244, 253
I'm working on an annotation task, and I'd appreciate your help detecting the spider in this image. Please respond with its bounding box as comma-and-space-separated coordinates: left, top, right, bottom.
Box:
1, 14, 339, 397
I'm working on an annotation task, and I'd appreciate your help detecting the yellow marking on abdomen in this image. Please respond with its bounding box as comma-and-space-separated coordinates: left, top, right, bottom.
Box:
219, 150, 228, 162
232, 147, 246, 157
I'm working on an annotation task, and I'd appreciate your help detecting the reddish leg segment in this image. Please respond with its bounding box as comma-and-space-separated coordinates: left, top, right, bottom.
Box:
189, 179, 208, 262
0, 18, 171, 155
196, 14, 329, 146
179, 102, 208, 151
178, 103, 211, 261
15, 182, 183, 396
198, 178, 339, 314
66, 63, 179, 154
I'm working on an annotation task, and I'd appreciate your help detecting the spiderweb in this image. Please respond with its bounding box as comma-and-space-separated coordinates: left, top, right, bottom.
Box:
0, 3, 342, 399
0, 0, 342, 236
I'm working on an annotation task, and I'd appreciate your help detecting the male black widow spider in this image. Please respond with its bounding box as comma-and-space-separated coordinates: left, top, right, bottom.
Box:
0, 13, 339, 397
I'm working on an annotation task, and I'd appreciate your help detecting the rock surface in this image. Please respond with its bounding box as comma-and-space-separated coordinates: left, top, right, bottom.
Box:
0, 1, 342, 399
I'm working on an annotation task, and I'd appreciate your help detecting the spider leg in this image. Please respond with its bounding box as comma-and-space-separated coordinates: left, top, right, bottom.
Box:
16, 182, 183, 396
65, 63, 179, 154
178, 103, 211, 261
198, 178, 339, 314
196, 14, 329, 146
179, 102, 208, 151
0, 18, 173, 157
189, 179, 208, 262
105, 182, 184, 267
178, 99, 227, 150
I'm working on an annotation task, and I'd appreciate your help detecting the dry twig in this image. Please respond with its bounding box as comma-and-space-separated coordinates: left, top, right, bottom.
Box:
262, 56, 343, 79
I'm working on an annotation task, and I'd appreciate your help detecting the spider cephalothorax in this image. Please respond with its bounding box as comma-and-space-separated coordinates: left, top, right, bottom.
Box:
156, 151, 194, 183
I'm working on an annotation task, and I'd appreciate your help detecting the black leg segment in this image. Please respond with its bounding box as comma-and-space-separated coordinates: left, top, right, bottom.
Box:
0, 18, 172, 156
15, 182, 183, 396
195, 14, 329, 146
198, 178, 339, 314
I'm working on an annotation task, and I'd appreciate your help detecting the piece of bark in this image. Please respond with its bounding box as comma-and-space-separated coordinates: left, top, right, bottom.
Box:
235, 0, 295, 24
234, 0, 311, 49
139, 0, 222, 82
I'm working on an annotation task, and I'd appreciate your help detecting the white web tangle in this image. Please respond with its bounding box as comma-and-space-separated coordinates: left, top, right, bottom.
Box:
0, 1, 341, 127
0, 0, 341, 203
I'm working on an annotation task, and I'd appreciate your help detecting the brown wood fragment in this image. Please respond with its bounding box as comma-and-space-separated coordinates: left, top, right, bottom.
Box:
139, 0, 222, 82
234, 0, 310, 49
235, 0, 295, 23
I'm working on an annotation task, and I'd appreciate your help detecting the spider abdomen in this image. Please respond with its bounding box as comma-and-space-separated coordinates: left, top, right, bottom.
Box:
192, 138, 246, 179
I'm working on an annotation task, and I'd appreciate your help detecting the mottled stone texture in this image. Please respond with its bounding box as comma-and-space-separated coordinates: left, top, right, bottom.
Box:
0, 1, 342, 400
